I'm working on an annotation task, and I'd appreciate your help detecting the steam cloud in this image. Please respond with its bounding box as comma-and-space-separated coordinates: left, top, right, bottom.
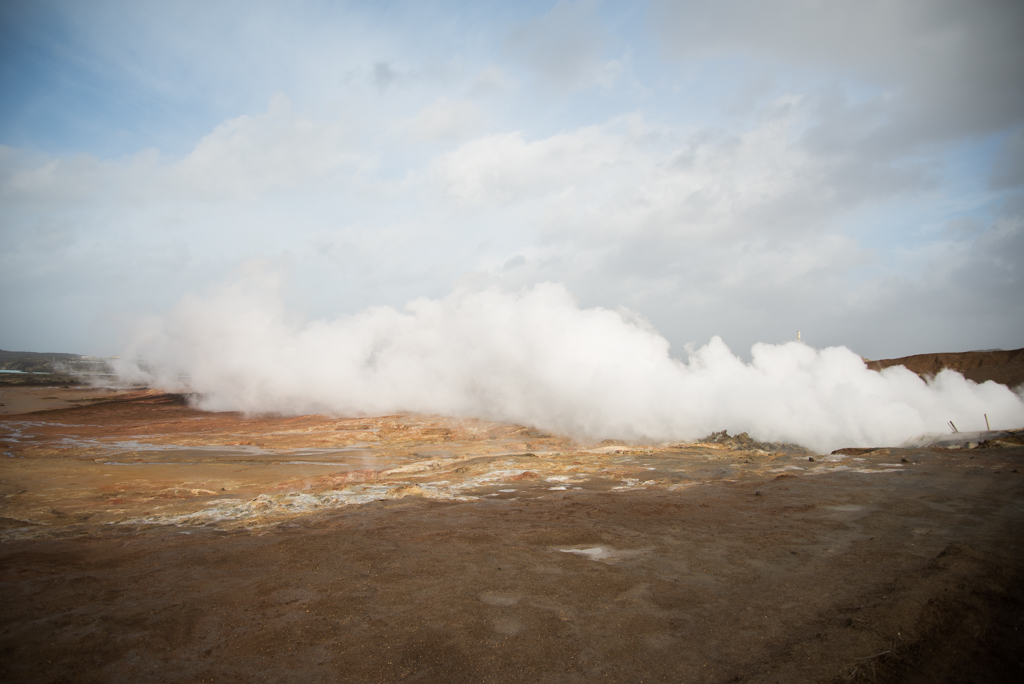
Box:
113, 280, 1024, 452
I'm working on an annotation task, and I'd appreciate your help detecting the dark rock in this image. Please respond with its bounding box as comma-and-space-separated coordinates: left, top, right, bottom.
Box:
699, 430, 811, 455
831, 447, 879, 456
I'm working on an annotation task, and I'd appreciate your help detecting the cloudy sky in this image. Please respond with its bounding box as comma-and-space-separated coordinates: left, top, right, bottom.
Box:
2, 0, 1022, 360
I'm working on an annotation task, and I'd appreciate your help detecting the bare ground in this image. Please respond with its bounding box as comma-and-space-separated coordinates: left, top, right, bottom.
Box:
1, 388, 1023, 683
864, 347, 1024, 389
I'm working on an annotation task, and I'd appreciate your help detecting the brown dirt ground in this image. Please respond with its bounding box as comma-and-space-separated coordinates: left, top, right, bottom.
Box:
1, 389, 1023, 683
0, 384, 131, 416
864, 348, 1024, 389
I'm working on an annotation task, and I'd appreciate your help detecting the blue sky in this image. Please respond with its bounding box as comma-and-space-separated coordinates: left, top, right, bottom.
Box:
1, 0, 1022, 359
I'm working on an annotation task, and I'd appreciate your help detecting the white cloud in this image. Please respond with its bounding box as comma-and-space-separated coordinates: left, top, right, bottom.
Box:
1, 1, 1020, 363
429, 125, 625, 205
171, 94, 359, 199
468, 66, 511, 97
429, 100, 900, 247
405, 98, 485, 143
0, 95, 368, 208
992, 128, 1024, 190
652, 0, 1024, 144
504, 0, 610, 91
0, 147, 110, 204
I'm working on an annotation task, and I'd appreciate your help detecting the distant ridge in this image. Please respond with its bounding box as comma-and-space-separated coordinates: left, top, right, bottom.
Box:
0, 349, 94, 385
865, 348, 1024, 388
0, 349, 83, 360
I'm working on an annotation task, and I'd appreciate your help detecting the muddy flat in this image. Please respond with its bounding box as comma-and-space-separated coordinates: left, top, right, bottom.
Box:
0, 385, 133, 416
1, 390, 1023, 683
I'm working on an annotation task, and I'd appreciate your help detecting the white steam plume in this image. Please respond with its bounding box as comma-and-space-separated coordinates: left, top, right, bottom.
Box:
113, 280, 1024, 452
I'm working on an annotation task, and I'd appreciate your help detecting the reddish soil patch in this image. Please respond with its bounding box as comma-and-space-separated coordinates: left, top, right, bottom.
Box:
0, 385, 133, 416
865, 348, 1024, 389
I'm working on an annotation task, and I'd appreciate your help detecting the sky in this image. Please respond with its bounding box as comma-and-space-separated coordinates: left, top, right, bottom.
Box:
1, 0, 1023, 361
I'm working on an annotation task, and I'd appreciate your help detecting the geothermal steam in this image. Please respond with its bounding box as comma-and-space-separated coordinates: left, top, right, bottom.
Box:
113, 281, 1024, 452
